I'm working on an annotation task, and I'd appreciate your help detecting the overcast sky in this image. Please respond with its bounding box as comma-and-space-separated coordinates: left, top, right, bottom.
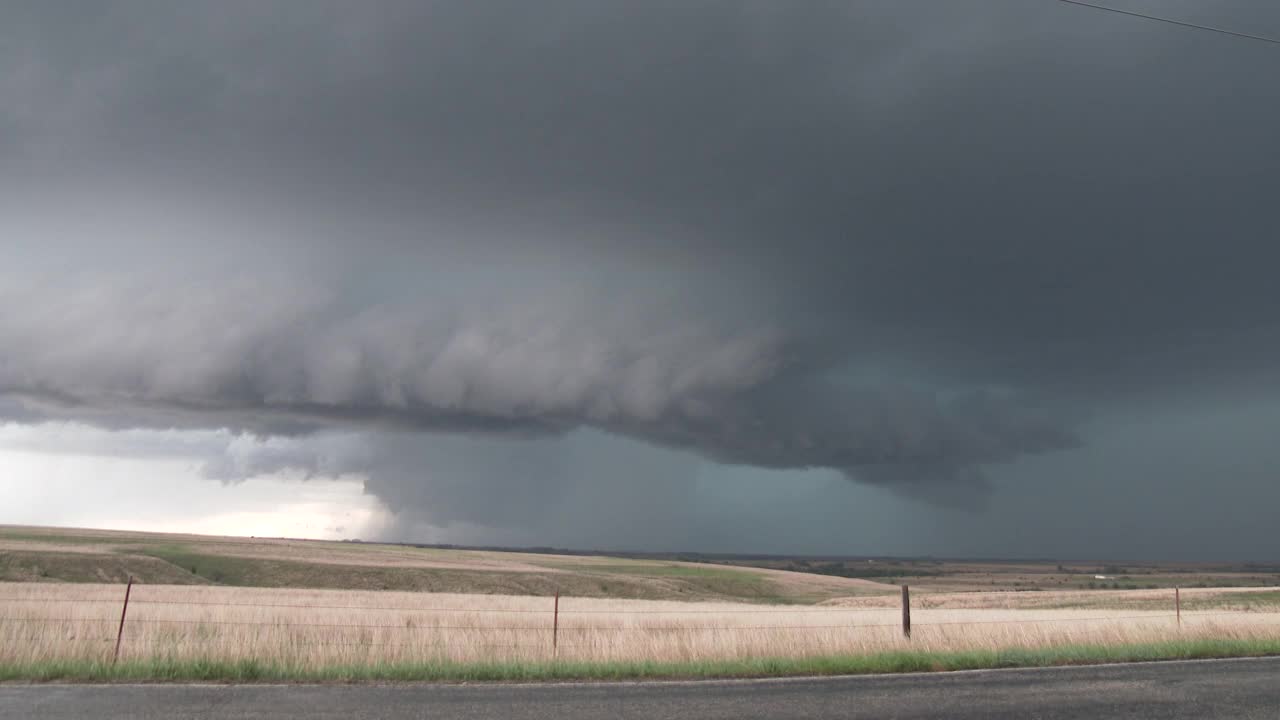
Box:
3, 1, 1280, 560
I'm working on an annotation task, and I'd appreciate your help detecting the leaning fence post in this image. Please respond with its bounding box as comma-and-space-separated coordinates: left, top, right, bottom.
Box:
552, 591, 560, 657
901, 584, 911, 639
113, 576, 134, 664
1175, 586, 1181, 627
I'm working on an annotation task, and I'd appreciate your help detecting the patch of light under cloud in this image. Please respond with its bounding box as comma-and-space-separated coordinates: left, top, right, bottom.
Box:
0, 448, 390, 541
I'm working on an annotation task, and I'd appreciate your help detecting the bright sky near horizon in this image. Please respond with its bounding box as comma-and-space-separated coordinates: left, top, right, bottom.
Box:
0, 446, 388, 540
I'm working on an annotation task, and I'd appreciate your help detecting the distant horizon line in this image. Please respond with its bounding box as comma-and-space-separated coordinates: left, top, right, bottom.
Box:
3, 522, 1272, 567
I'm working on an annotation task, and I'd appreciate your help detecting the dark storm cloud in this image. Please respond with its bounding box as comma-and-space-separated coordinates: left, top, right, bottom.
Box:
0, 275, 1076, 497
9, 0, 1278, 383
3, 0, 1280, 518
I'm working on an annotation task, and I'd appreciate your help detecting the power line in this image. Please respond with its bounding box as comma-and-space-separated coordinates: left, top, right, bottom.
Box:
1058, 0, 1280, 46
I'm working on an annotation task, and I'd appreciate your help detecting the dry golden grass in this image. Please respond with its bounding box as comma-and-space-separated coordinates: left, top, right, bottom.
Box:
3, 582, 1278, 669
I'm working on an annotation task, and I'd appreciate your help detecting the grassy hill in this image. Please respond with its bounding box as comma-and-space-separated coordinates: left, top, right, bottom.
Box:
0, 525, 892, 604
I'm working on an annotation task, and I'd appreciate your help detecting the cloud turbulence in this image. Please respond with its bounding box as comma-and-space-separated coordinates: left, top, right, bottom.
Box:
3, 1, 1280, 553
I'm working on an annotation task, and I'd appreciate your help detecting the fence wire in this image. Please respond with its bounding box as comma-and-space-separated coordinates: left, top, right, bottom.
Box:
3, 583, 1275, 660
0, 610, 1222, 632
0, 595, 915, 614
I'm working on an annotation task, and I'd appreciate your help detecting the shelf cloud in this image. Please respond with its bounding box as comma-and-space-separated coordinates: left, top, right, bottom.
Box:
4, 1, 1280, 546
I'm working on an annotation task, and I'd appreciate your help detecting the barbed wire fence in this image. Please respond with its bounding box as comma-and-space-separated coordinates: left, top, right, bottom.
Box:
2, 582, 1275, 663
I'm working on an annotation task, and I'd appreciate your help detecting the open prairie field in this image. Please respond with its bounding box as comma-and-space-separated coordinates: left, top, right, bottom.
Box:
2, 582, 1279, 672
0, 525, 890, 604
3, 526, 1280, 680
5, 525, 1279, 602
712, 557, 1280, 593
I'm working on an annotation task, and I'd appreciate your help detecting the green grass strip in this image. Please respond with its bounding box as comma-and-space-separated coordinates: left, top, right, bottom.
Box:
4, 638, 1280, 683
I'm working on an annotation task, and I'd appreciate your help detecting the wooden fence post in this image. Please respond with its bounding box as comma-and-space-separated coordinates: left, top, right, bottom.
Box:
901, 585, 911, 639
1175, 586, 1181, 627
113, 576, 134, 664
553, 591, 560, 656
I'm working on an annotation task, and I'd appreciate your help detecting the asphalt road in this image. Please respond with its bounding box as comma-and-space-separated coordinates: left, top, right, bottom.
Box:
3, 657, 1279, 719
